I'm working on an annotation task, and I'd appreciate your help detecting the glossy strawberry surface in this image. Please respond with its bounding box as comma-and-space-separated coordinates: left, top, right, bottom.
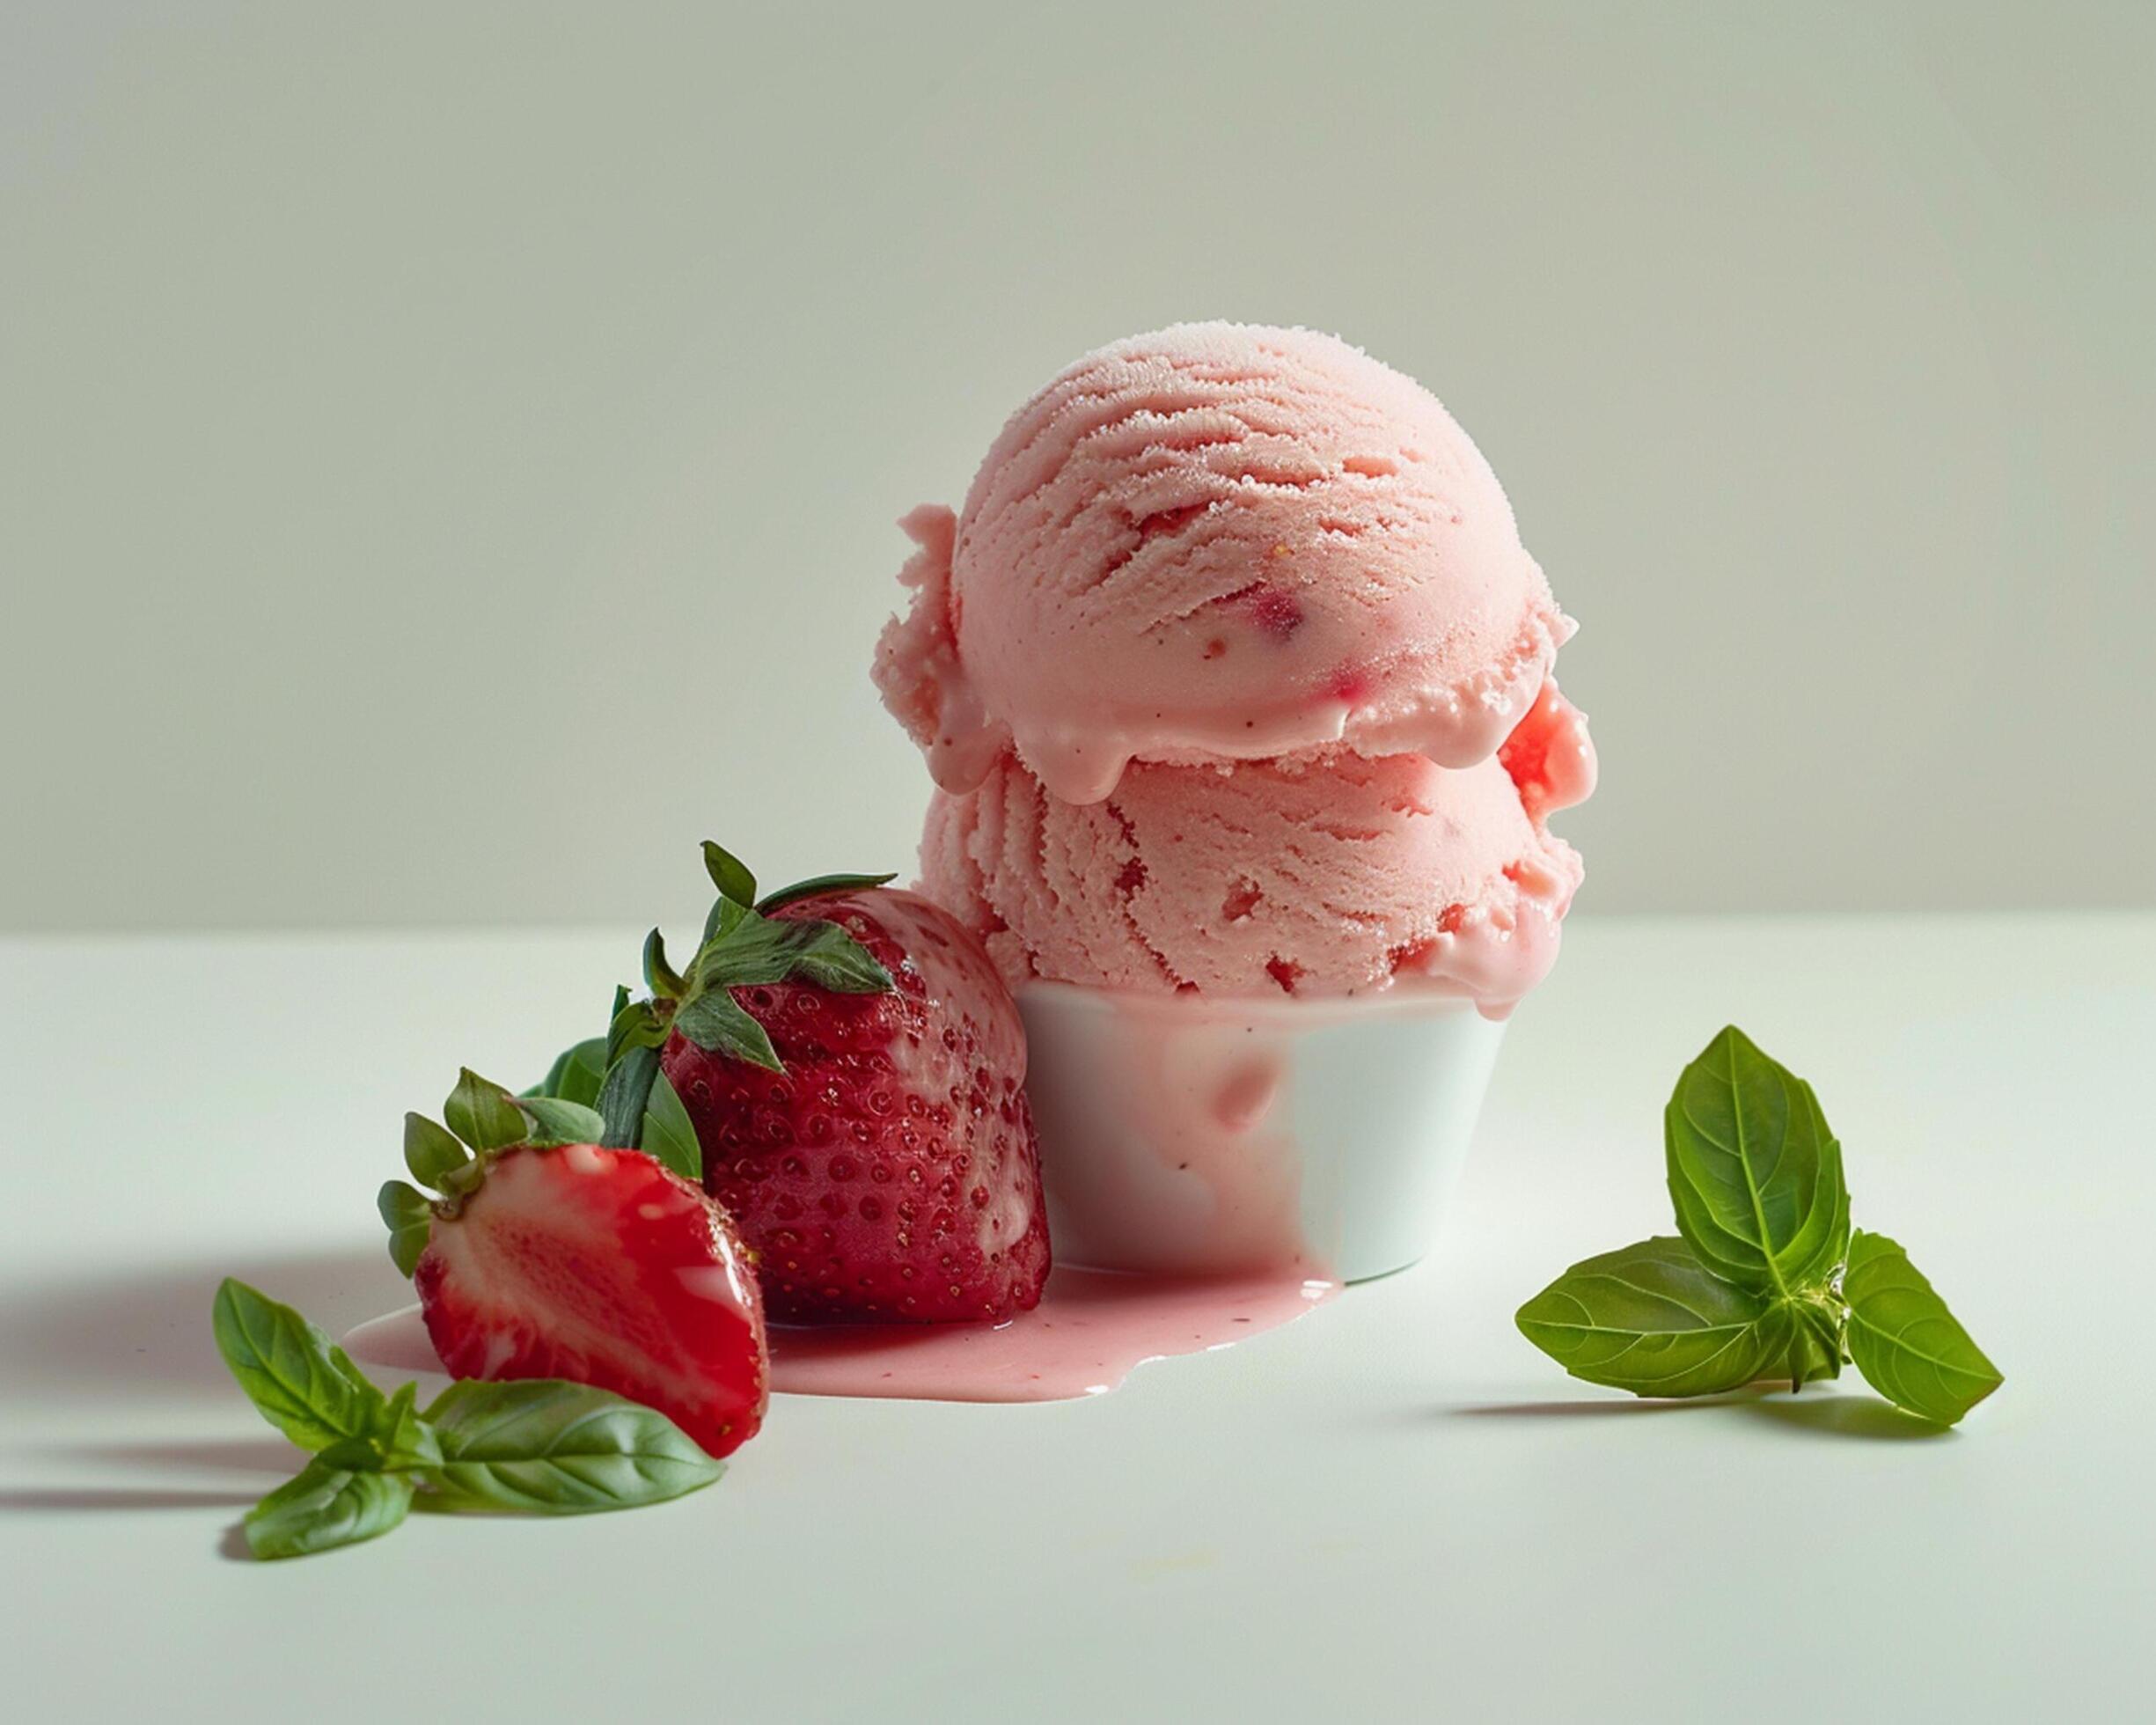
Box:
663, 888, 1051, 1324
417, 1143, 768, 1457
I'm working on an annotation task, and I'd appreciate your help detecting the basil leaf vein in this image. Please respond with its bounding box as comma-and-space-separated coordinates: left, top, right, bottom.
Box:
1844, 1230, 2003, 1426
211, 1279, 387, 1452
245, 1459, 414, 1560
418, 1380, 723, 1513
1664, 1026, 1850, 1300
1515, 1237, 1792, 1398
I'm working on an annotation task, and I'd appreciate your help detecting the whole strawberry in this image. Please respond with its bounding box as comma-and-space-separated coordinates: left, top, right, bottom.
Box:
560, 842, 1051, 1325
666, 885, 1050, 1323
378, 1070, 768, 1457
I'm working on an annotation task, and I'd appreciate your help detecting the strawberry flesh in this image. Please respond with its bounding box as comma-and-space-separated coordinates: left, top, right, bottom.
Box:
416, 1143, 768, 1457
663, 887, 1051, 1324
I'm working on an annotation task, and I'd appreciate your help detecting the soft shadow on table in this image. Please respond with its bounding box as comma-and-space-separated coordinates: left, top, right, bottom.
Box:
3, 1245, 398, 1556
0, 1486, 258, 1513
1441, 1388, 1950, 1441
0, 1245, 400, 1401
68, 1436, 301, 1473
1750, 1394, 1952, 1441
0, 1474, 270, 1565
1441, 1391, 1766, 1420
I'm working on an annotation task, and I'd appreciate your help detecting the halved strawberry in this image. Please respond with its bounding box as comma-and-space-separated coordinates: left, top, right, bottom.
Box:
380, 1074, 766, 1457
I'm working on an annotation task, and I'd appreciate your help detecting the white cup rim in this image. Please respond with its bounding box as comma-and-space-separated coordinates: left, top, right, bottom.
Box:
1017, 978, 1492, 1031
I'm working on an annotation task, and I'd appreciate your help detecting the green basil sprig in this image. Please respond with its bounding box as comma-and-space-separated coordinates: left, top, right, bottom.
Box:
1517, 1027, 2002, 1428
211, 1280, 724, 1560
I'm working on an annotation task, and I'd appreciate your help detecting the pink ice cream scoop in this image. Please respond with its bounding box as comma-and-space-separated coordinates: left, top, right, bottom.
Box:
877, 320, 1595, 1018
922, 745, 1585, 1016
875, 322, 1576, 805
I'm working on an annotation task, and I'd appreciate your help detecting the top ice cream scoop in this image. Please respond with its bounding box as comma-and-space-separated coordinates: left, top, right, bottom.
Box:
874, 321, 1576, 804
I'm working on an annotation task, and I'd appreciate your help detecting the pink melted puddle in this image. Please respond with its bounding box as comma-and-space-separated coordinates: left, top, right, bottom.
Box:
342, 1266, 1337, 1405
768, 1266, 1337, 1401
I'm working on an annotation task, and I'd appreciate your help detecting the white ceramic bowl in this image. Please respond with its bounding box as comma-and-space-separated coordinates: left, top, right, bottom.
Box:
1017, 983, 1507, 1283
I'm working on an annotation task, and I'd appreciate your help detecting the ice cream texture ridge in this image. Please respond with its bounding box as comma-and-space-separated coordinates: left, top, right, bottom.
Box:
876, 321, 1595, 1016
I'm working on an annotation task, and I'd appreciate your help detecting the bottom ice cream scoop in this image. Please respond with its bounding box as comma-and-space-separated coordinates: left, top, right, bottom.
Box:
920, 748, 1582, 1017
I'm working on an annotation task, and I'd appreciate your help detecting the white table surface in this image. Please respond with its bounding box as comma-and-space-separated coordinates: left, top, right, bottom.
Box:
4, 915, 2149, 1722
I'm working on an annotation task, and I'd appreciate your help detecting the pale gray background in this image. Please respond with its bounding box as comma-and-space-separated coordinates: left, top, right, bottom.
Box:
4, 0, 2149, 933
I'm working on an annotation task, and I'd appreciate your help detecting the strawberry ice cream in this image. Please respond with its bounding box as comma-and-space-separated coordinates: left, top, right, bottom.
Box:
876, 321, 1595, 1278
878, 321, 1595, 1020
922, 746, 1583, 1015
874, 322, 1577, 806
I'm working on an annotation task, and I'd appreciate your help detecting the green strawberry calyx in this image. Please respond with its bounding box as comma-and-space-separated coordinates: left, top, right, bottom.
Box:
529, 842, 898, 1180
377, 849, 898, 1277
377, 1068, 604, 1276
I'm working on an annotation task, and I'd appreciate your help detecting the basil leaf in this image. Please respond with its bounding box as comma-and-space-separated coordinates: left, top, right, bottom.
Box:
377, 1180, 435, 1277
598, 1042, 663, 1149
418, 1380, 724, 1513
313, 1435, 387, 1471
517, 1095, 605, 1148
1844, 1230, 2003, 1426
756, 871, 896, 914
245, 1459, 414, 1560
1514, 1237, 1794, 1398
700, 840, 758, 908
1663, 1027, 1849, 1300
368, 1381, 444, 1471
697, 914, 892, 995
444, 1068, 528, 1153
529, 1036, 607, 1107
403, 1112, 470, 1190
211, 1279, 388, 1451
672, 987, 782, 1072
639, 1069, 702, 1183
